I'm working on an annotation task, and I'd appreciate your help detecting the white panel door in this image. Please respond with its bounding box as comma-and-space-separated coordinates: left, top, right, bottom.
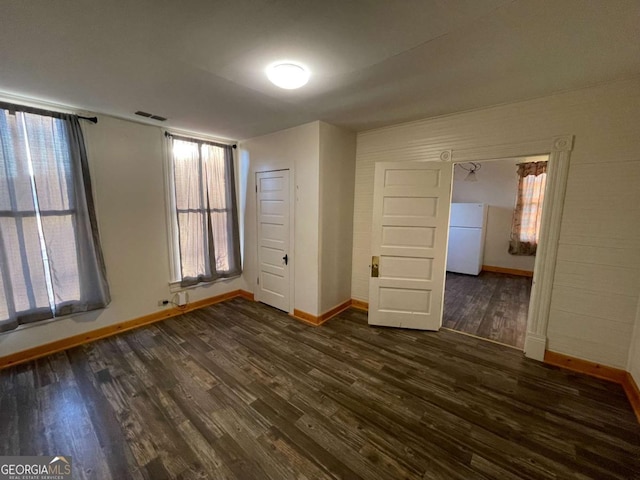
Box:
256, 170, 290, 312
368, 161, 452, 330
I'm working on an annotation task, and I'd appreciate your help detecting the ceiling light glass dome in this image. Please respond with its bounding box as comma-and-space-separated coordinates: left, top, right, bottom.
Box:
266, 62, 310, 89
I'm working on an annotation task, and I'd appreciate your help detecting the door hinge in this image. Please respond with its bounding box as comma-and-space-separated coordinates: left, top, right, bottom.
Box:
255, 184, 257, 193
257, 277, 259, 285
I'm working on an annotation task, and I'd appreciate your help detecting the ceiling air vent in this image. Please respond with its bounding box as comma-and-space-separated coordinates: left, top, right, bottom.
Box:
135, 111, 167, 122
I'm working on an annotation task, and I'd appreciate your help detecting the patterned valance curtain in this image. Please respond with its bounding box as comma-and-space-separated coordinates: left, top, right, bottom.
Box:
509, 161, 547, 256
0, 102, 110, 332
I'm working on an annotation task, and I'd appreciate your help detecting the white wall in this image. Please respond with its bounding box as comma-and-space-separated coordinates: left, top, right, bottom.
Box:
628, 298, 640, 385
352, 77, 640, 369
451, 157, 545, 272
239, 121, 321, 316
240, 121, 357, 317
319, 122, 356, 313
0, 115, 244, 357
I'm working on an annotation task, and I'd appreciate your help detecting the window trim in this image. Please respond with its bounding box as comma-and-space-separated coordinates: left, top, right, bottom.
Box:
0, 101, 110, 330
162, 129, 238, 285
162, 131, 181, 284
0, 96, 104, 333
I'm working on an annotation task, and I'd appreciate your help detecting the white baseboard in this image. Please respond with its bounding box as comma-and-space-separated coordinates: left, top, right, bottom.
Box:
524, 333, 547, 361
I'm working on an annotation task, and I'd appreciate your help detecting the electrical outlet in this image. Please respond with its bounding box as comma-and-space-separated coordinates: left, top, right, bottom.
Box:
157, 299, 169, 307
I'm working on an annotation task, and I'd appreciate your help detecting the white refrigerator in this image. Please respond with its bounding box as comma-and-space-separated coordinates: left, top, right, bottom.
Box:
446, 203, 488, 275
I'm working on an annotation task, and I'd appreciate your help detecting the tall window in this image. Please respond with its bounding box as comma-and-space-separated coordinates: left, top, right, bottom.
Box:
509, 161, 547, 256
167, 133, 241, 287
0, 103, 110, 332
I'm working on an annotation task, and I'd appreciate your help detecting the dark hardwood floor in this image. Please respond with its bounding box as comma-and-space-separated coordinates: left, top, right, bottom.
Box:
1, 298, 638, 479
444, 271, 532, 349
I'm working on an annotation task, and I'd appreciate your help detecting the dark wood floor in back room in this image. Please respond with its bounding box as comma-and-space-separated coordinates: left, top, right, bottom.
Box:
444, 271, 532, 349
1, 298, 638, 479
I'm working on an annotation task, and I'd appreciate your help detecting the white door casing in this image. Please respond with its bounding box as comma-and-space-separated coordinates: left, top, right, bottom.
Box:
445, 136, 573, 360
365, 137, 572, 360
368, 161, 453, 330
256, 170, 290, 312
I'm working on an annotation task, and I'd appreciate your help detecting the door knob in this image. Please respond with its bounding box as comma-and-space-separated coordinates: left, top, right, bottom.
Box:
283, 254, 288, 265
371, 256, 379, 277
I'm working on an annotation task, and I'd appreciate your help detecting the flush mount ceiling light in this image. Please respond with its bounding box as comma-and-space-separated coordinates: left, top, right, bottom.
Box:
266, 61, 310, 89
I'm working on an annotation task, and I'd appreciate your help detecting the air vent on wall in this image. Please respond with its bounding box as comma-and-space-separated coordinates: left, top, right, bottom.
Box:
135, 111, 167, 122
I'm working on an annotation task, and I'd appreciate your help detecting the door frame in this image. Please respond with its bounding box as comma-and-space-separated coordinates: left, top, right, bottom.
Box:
439, 135, 574, 361
254, 168, 295, 314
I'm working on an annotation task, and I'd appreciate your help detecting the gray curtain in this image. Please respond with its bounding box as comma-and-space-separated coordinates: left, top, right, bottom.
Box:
0, 102, 110, 332
169, 134, 241, 287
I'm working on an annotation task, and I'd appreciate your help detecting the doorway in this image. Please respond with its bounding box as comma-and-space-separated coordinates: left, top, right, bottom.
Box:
366, 135, 573, 360
255, 169, 291, 312
443, 155, 548, 349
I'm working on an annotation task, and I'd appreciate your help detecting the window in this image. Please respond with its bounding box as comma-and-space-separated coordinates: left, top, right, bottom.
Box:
0, 103, 110, 332
509, 161, 547, 255
167, 133, 241, 287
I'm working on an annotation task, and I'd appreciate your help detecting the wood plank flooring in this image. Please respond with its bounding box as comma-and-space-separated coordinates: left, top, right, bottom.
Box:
444, 271, 532, 348
1, 298, 639, 479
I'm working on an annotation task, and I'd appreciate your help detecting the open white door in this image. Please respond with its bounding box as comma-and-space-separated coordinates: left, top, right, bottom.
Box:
368, 161, 452, 330
256, 170, 290, 312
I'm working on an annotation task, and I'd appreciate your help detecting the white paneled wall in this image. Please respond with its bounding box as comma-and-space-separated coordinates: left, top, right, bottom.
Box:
351, 78, 640, 368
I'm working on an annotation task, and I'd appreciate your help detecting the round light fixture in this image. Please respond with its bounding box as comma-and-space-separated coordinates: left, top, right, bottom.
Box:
266, 61, 310, 89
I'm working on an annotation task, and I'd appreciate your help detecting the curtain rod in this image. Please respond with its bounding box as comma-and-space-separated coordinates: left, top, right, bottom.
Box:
516, 160, 548, 165
164, 131, 236, 149
1, 100, 99, 124
79, 115, 98, 124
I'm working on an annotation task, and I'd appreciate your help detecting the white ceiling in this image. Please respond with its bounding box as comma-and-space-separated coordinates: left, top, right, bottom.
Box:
1, 0, 639, 139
